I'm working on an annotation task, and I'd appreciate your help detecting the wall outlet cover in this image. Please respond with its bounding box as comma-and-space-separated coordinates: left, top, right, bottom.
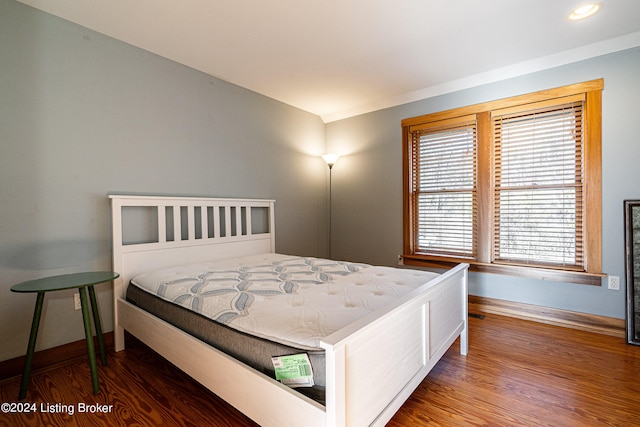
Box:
607, 276, 620, 290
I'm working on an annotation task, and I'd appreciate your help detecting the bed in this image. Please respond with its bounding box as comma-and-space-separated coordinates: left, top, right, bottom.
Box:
110, 195, 469, 426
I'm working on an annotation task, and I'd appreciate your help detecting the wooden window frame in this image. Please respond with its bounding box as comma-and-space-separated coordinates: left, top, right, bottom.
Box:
402, 79, 604, 285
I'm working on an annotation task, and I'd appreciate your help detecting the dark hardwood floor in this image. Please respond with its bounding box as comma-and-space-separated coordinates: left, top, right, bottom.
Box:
1, 313, 639, 426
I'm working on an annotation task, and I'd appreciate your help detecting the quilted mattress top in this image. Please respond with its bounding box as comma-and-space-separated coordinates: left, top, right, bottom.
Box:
130, 253, 439, 350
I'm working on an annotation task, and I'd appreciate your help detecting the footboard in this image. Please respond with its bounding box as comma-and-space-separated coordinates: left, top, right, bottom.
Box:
320, 263, 469, 427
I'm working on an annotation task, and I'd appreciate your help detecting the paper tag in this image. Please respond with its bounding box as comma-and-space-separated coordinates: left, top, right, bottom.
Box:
271, 353, 314, 388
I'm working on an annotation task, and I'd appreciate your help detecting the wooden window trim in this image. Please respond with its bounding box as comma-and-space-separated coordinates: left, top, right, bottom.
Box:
402, 79, 604, 286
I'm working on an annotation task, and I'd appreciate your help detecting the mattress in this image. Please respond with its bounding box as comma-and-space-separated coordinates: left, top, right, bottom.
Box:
126, 253, 439, 401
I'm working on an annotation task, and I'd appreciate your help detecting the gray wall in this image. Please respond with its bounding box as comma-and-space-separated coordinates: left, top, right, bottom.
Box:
0, 0, 327, 361
326, 46, 640, 320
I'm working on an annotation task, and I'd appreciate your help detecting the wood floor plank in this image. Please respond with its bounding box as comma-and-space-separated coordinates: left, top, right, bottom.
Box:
389, 313, 640, 427
1, 313, 639, 426
0, 336, 258, 427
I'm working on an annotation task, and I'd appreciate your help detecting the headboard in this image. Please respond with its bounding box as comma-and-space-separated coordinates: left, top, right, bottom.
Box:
110, 195, 276, 301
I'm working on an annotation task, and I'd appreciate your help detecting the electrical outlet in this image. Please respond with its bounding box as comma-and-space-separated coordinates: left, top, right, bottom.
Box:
397, 255, 404, 265
607, 275, 620, 291
74, 293, 81, 310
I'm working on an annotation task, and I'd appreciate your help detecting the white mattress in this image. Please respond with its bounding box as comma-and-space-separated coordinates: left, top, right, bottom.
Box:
130, 253, 439, 350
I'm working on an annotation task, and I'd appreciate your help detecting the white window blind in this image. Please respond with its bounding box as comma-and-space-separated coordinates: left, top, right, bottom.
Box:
411, 120, 477, 257
493, 100, 584, 267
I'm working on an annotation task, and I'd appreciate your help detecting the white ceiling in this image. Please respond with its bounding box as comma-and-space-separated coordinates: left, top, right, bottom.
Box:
17, 0, 640, 122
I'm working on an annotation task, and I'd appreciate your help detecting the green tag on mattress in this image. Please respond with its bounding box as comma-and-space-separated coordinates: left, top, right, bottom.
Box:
271, 353, 314, 388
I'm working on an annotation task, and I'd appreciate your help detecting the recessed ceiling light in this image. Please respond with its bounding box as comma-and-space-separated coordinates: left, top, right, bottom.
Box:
569, 3, 602, 20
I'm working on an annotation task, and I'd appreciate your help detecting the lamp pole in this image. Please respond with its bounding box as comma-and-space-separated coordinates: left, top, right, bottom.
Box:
328, 162, 334, 258
322, 154, 339, 259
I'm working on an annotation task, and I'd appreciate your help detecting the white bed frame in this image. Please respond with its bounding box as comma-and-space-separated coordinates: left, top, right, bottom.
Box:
110, 195, 469, 427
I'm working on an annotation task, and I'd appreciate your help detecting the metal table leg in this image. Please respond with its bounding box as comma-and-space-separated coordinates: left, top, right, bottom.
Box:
18, 292, 45, 399
78, 287, 100, 394
87, 285, 106, 366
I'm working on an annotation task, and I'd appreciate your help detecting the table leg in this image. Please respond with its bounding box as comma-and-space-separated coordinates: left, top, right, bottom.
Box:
18, 292, 45, 399
87, 285, 106, 366
79, 287, 100, 394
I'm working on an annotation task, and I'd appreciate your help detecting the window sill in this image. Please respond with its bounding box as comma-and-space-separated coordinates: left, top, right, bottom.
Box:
401, 255, 605, 286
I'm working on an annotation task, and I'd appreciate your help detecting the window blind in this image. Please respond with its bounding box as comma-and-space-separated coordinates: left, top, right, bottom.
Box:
411, 120, 477, 257
492, 101, 584, 267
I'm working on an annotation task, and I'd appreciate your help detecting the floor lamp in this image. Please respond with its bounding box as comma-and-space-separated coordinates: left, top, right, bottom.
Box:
322, 154, 339, 259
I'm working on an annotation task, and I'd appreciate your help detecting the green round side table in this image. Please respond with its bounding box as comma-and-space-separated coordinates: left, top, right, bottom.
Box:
11, 271, 119, 399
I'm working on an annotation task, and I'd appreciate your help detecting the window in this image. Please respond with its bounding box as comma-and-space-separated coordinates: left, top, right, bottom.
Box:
402, 80, 603, 285
409, 116, 477, 258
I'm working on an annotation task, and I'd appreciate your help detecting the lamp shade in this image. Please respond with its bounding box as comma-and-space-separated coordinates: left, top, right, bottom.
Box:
322, 153, 340, 168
